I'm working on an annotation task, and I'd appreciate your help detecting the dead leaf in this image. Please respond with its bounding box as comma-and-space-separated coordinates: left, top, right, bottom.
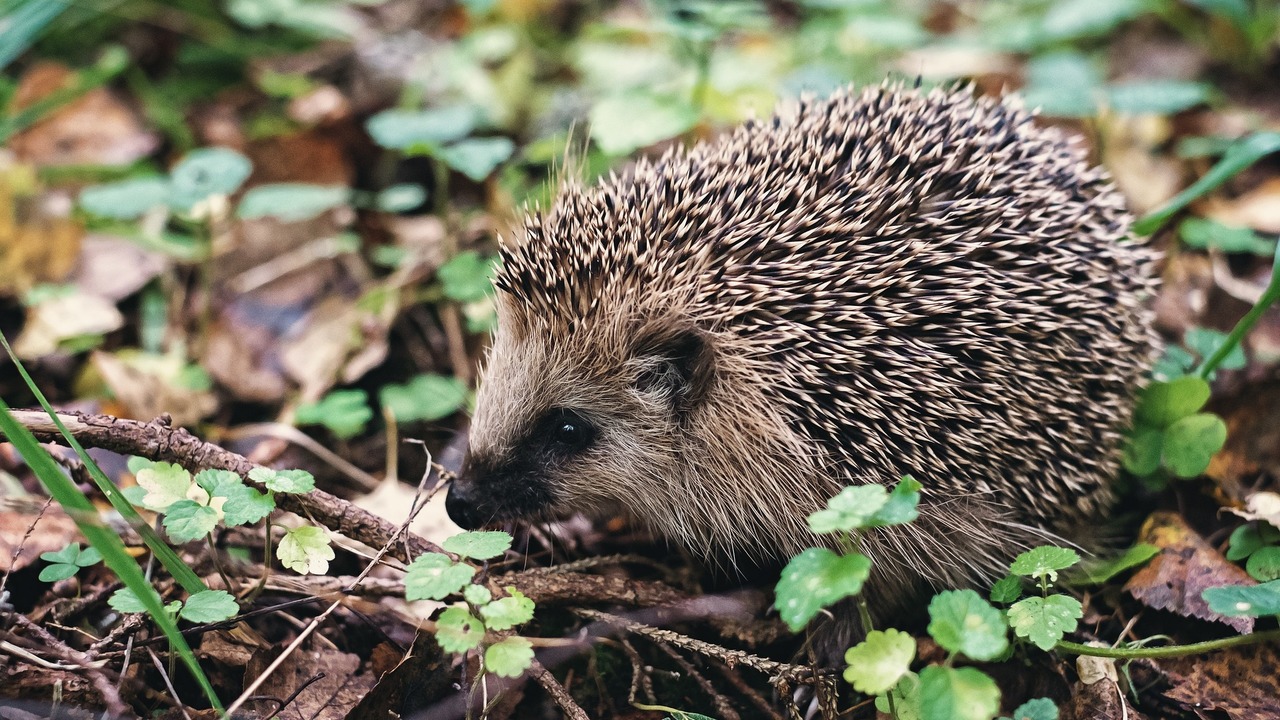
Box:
0, 506, 79, 573
1228, 492, 1280, 526
348, 636, 451, 720
68, 235, 169, 302
7, 62, 158, 167
0, 157, 83, 295
1161, 643, 1280, 719
1124, 511, 1256, 633
12, 291, 123, 359
281, 293, 393, 402
1203, 177, 1280, 234
243, 645, 372, 720
352, 479, 461, 547
91, 350, 218, 426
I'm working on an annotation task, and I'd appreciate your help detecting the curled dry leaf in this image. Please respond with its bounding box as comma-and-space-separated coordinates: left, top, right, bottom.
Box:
1161, 643, 1280, 719
1124, 511, 1256, 633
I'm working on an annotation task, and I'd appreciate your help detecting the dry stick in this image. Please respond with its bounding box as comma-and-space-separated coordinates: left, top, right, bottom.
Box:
529, 659, 590, 720
655, 643, 741, 720
2, 410, 443, 564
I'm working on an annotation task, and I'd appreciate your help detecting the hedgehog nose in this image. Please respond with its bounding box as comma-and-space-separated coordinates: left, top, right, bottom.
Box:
445, 477, 483, 530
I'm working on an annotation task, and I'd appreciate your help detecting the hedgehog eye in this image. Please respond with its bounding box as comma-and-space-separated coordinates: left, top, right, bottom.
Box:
544, 409, 595, 453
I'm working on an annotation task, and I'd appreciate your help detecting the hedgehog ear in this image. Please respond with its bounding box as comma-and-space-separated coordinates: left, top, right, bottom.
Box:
631, 324, 715, 414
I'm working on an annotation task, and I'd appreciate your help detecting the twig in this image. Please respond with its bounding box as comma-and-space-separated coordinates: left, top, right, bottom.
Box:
529, 659, 590, 720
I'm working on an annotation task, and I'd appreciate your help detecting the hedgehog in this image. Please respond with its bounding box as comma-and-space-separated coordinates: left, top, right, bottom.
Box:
445, 83, 1157, 642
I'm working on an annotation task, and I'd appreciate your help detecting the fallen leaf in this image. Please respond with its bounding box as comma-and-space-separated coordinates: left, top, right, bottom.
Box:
1203, 177, 1280, 234
243, 645, 372, 720
0, 506, 79, 573
1124, 511, 1256, 633
68, 235, 169, 302
12, 291, 123, 359
1161, 643, 1280, 719
91, 350, 218, 426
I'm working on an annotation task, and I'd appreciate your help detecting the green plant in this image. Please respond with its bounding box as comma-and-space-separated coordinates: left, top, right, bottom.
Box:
404, 530, 539, 679
38, 543, 102, 582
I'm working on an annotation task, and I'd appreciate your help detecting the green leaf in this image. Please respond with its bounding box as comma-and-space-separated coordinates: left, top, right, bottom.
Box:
1184, 327, 1247, 371
79, 177, 171, 220
1135, 132, 1280, 235
1227, 524, 1265, 561
169, 147, 253, 211
40, 543, 83, 565
866, 475, 923, 528
440, 137, 515, 182
295, 389, 373, 440
39, 563, 80, 582
405, 553, 476, 601
109, 586, 162, 614
1246, 546, 1280, 582
1135, 376, 1211, 428
875, 671, 922, 719
464, 584, 492, 606
1008, 595, 1083, 651
163, 499, 220, 542
443, 530, 513, 560
135, 461, 194, 511
1009, 546, 1081, 584
918, 665, 1001, 720
480, 589, 534, 631
1079, 543, 1160, 584
1106, 80, 1212, 115
1162, 413, 1227, 478
926, 589, 1009, 661
375, 184, 427, 213
435, 606, 485, 653
774, 548, 871, 631
1202, 580, 1280, 617
1021, 51, 1102, 118
484, 636, 534, 678
807, 484, 890, 534
197, 469, 274, 525
589, 92, 698, 156
76, 546, 102, 566
843, 628, 915, 694
1179, 218, 1275, 256
180, 590, 239, 623
380, 374, 468, 423
438, 251, 496, 303
237, 183, 349, 222
277, 525, 335, 575
366, 106, 477, 150
1038, 0, 1146, 43
248, 467, 316, 494
1005, 697, 1059, 720
1122, 426, 1163, 476
989, 575, 1023, 604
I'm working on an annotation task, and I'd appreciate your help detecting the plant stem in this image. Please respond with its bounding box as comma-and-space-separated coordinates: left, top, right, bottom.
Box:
1057, 628, 1280, 659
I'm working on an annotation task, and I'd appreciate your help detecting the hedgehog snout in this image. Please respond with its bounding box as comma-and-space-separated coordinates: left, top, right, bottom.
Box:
446, 450, 557, 529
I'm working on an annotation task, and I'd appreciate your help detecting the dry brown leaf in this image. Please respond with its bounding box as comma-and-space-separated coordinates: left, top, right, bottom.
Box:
1203, 177, 1280, 234
352, 479, 461, 547
7, 62, 158, 167
12, 291, 123, 359
1161, 643, 1280, 719
281, 294, 392, 402
68, 235, 169, 302
1124, 511, 1256, 633
243, 645, 372, 720
0, 506, 79, 573
0, 159, 83, 295
91, 350, 217, 426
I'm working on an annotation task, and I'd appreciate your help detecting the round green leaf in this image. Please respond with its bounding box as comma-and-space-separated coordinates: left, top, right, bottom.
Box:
295, 389, 372, 439
169, 147, 252, 210
439, 137, 514, 181
1107, 80, 1212, 115
180, 590, 240, 623
1203, 580, 1280, 617
375, 183, 427, 213
249, 467, 316, 494
38, 563, 80, 582
1008, 594, 1082, 651
1245, 546, 1280, 582
405, 553, 476, 601
464, 584, 493, 606
135, 461, 194, 511
438, 251, 496, 303
479, 589, 534, 631
1007, 697, 1060, 720
277, 525, 335, 574
773, 548, 871, 631
807, 484, 889, 534
1162, 413, 1227, 478
366, 106, 477, 150
1228, 524, 1265, 561
843, 628, 915, 694
40, 543, 82, 565
163, 499, 220, 542
79, 177, 170, 219
917, 665, 1001, 720
1122, 426, 1163, 476
442, 530, 512, 560
435, 606, 485, 653
237, 183, 349, 221
484, 636, 534, 678
989, 575, 1023, 604
380, 374, 468, 423
589, 92, 698, 156
926, 589, 1009, 661
1135, 376, 1211, 428
867, 475, 923, 528
1009, 546, 1081, 584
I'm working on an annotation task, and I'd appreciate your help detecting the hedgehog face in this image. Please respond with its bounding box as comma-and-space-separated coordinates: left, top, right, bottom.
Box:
446, 309, 715, 532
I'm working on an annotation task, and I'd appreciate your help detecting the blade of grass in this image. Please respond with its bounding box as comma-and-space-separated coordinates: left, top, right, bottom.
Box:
1197, 240, 1280, 379
0, 398, 222, 711
0, 331, 206, 594
1133, 132, 1280, 235
0, 0, 71, 70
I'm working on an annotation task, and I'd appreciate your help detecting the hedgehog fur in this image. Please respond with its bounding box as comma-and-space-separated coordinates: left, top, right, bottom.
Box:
446, 82, 1156, 627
